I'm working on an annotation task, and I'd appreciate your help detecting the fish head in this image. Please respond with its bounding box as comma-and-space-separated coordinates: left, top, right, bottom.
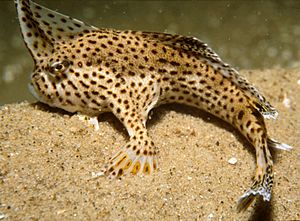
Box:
15, 0, 98, 106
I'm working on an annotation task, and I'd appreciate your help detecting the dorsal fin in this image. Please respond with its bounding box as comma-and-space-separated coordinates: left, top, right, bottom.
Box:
15, 0, 98, 59
15, 0, 53, 59
140, 32, 278, 119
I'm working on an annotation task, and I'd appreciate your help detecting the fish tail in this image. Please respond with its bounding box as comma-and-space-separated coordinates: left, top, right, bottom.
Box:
237, 137, 292, 212
237, 163, 273, 212
236, 107, 274, 212
237, 142, 274, 212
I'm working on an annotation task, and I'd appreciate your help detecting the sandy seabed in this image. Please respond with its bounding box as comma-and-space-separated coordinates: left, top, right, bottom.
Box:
0, 68, 299, 221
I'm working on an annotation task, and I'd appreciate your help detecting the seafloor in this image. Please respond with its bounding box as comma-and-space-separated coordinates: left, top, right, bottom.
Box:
0, 68, 299, 220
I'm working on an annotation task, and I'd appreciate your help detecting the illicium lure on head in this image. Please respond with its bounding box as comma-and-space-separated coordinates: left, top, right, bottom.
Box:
15, 0, 292, 212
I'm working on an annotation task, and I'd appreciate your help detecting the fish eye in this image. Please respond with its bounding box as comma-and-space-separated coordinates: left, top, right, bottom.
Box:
49, 60, 70, 73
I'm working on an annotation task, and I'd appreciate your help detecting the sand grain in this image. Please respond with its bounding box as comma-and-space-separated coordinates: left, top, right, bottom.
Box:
0, 68, 299, 220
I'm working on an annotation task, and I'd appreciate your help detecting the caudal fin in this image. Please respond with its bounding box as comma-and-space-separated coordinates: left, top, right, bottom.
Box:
237, 193, 256, 213
237, 182, 271, 212
237, 138, 292, 212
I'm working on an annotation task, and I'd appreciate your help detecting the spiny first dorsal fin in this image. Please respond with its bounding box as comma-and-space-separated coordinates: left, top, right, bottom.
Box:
139, 31, 278, 120
16, 0, 98, 41
15, 0, 98, 59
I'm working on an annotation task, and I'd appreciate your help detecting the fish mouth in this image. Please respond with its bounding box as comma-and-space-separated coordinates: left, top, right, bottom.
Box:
28, 82, 42, 101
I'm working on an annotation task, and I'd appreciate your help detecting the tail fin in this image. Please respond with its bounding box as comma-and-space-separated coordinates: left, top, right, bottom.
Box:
237, 138, 292, 212
267, 138, 293, 151
237, 193, 256, 213
237, 182, 271, 213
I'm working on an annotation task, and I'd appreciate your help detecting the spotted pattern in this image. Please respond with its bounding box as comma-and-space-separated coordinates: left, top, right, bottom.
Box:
16, 0, 288, 212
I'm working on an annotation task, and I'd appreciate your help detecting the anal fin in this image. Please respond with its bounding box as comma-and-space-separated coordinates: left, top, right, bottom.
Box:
267, 138, 293, 151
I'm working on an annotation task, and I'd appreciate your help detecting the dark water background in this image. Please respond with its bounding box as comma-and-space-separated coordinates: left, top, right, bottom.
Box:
0, 0, 300, 105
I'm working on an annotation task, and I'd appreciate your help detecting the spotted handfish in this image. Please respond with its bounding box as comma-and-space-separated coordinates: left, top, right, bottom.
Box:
15, 0, 292, 212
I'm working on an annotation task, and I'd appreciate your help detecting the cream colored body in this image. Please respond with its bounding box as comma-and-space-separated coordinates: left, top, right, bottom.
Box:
16, 0, 292, 212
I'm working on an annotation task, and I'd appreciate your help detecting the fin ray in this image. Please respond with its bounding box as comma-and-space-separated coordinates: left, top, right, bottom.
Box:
15, 0, 98, 55
237, 178, 272, 212
15, 0, 53, 59
26, 0, 98, 41
103, 140, 158, 178
267, 138, 293, 151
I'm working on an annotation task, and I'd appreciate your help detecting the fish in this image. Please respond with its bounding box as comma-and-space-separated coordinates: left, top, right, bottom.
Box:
15, 0, 292, 212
